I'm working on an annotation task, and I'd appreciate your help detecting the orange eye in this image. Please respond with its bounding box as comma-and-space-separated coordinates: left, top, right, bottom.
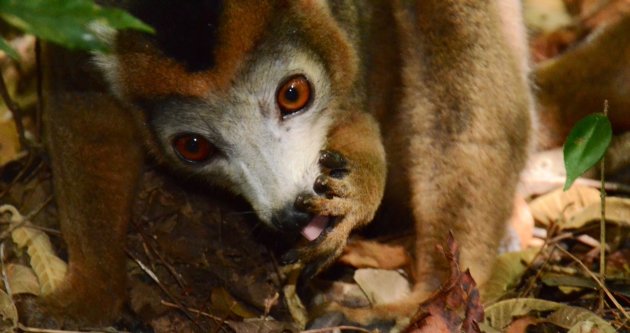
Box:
172, 134, 214, 163
277, 75, 311, 116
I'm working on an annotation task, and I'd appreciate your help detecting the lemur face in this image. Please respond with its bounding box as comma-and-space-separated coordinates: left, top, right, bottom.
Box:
95, 0, 358, 233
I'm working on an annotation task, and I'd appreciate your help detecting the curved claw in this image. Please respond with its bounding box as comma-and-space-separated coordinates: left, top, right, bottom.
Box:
280, 248, 301, 265
319, 150, 347, 169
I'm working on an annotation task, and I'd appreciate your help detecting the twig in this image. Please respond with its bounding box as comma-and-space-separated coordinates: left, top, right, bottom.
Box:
137, 231, 187, 290
0, 153, 34, 200
301, 326, 373, 333
555, 245, 630, 320
126, 250, 206, 330
35, 38, 43, 140
160, 300, 232, 333
18, 323, 129, 333
161, 300, 226, 322
599, 100, 608, 313
0, 197, 53, 241
0, 242, 10, 296
520, 246, 556, 298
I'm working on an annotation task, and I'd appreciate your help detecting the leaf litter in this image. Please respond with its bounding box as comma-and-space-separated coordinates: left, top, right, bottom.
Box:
0, 0, 630, 332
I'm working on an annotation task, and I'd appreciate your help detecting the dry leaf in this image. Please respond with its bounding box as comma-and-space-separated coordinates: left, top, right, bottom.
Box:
0, 205, 67, 295
484, 298, 615, 333
403, 234, 483, 333
6, 264, 40, 296
225, 318, 298, 333
353, 269, 410, 305
314, 280, 370, 308
0, 289, 17, 332
485, 298, 562, 330
524, 0, 573, 32
210, 287, 258, 319
528, 185, 600, 226
0, 118, 20, 167
567, 196, 630, 229
282, 264, 308, 329
547, 304, 615, 331
567, 320, 604, 333
481, 247, 539, 304
340, 240, 410, 269
11, 225, 67, 295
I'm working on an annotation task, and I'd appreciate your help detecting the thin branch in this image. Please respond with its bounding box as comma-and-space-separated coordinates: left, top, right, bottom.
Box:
18, 323, 129, 333
126, 250, 206, 330
35, 38, 43, 140
301, 326, 373, 333
599, 100, 609, 313
555, 245, 629, 320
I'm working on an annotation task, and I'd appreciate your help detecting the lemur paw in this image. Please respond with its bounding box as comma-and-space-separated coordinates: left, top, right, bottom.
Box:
281, 150, 377, 282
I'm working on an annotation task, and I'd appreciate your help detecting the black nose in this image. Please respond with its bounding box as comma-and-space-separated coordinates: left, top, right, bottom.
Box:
271, 203, 312, 231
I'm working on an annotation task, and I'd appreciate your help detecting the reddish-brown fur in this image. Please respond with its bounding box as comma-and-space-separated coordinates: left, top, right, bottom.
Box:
115, 1, 273, 98
36, 0, 532, 329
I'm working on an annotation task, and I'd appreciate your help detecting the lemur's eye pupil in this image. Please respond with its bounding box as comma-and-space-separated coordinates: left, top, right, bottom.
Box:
277, 75, 311, 117
185, 137, 200, 152
285, 87, 299, 102
173, 134, 213, 163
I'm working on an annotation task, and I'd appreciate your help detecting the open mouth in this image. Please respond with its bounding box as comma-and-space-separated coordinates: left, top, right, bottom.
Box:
300, 215, 331, 241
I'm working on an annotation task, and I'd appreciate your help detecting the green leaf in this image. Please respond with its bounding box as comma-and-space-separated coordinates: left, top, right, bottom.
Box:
0, 36, 19, 60
563, 114, 612, 191
0, 0, 153, 52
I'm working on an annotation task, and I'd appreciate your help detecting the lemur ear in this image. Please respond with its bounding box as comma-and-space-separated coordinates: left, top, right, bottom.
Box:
128, 0, 225, 72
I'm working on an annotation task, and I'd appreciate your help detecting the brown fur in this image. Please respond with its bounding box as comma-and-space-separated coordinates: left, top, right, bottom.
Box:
34, 43, 143, 326
38, 0, 532, 328
535, 16, 630, 149
288, 1, 359, 94
324, 0, 533, 325
114, 1, 273, 98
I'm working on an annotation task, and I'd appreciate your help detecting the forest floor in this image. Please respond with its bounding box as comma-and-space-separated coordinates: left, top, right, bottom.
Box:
0, 0, 630, 332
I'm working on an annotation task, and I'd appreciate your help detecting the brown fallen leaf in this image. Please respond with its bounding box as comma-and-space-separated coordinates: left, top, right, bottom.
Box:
353, 269, 410, 305
524, 0, 572, 33
0, 118, 20, 167
225, 318, 299, 333
528, 185, 600, 226
6, 264, 40, 296
210, 287, 259, 319
0, 289, 18, 332
567, 196, 630, 229
339, 239, 410, 270
484, 298, 616, 332
403, 233, 483, 333
1, 204, 67, 295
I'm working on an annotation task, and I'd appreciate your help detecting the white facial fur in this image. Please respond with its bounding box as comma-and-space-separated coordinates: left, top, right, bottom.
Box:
103, 46, 334, 224
205, 49, 333, 222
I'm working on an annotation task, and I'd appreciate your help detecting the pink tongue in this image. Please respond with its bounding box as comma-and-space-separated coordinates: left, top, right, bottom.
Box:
301, 215, 330, 241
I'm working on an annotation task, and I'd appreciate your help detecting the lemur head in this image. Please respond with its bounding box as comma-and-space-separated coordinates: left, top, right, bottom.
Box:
95, 0, 360, 235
